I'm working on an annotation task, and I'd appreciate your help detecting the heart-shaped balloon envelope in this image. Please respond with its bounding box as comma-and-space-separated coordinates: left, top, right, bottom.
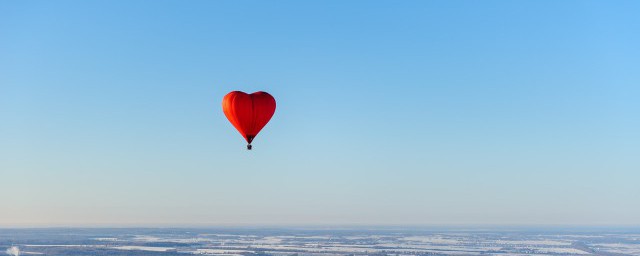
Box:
222, 91, 276, 149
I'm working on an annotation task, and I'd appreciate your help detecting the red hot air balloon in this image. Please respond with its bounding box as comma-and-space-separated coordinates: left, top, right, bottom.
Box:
222, 91, 276, 150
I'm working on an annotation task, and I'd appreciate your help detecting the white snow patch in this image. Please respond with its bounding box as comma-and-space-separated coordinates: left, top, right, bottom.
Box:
111, 246, 175, 252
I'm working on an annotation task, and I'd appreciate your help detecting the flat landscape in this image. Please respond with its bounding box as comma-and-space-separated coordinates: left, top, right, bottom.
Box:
2, 228, 639, 256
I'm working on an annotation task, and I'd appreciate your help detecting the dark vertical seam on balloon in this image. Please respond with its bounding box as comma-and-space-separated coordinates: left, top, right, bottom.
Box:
229, 94, 243, 141
249, 93, 256, 143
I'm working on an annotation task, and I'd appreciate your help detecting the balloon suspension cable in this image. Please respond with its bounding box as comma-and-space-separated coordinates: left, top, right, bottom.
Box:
247, 144, 252, 150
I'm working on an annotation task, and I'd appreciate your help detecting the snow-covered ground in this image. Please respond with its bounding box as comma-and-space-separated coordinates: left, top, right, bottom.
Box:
593, 243, 640, 255
111, 246, 176, 252
5, 229, 640, 256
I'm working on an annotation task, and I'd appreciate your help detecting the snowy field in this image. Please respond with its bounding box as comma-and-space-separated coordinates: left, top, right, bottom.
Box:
1, 228, 639, 256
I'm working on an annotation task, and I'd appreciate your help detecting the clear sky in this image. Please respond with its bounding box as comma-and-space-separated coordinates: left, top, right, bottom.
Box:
1, 1, 639, 227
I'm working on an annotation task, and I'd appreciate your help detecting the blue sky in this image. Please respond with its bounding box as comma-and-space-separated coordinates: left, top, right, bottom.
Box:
1, 1, 639, 226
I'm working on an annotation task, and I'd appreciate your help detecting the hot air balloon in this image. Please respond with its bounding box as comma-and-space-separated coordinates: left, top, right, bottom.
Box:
222, 91, 276, 150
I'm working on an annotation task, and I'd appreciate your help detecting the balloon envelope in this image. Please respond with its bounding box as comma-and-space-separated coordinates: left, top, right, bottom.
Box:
222, 91, 276, 148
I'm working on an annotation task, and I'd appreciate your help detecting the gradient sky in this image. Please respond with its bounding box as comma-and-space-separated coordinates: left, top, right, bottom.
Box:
1, 1, 639, 227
